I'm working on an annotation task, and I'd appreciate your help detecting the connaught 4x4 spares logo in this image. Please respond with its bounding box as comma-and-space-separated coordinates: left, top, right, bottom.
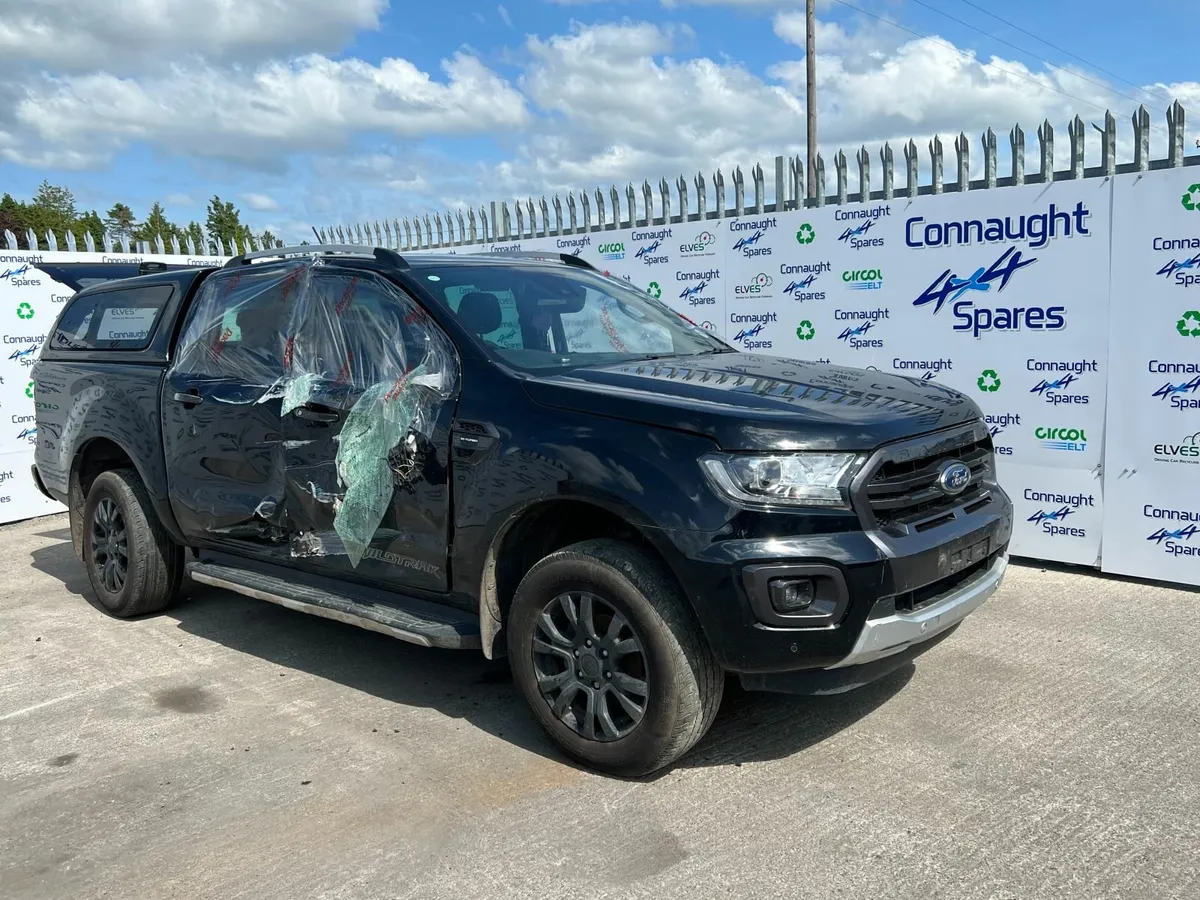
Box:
1028, 358, 1096, 405
1144, 503, 1200, 557
675, 268, 720, 307
729, 217, 777, 258
780, 261, 829, 301
2, 263, 41, 288
1024, 488, 1094, 538
836, 205, 889, 249
730, 311, 776, 350
633, 228, 671, 266
1149, 360, 1200, 409
834, 307, 887, 349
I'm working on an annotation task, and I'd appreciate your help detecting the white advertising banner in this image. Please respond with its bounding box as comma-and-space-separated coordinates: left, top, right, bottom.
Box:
713, 183, 1111, 566
0, 250, 226, 525
1102, 168, 1200, 584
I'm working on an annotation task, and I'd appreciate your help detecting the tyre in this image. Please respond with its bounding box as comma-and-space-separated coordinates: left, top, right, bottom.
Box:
507, 538, 723, 777
82, 468, 182, 618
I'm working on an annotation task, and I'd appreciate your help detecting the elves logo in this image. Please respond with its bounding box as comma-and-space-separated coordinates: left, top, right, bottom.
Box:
680, 231, 717, 257
735, 273, 773, 296
913, 246, 1054, 338
1153, 431, 1200, 464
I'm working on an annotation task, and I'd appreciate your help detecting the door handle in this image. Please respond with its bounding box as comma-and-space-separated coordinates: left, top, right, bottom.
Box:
172, 391, 203, 406
294, 405, 340, 423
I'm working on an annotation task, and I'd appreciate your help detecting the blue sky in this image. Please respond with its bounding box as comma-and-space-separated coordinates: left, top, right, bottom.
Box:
1, 0, 1195, 242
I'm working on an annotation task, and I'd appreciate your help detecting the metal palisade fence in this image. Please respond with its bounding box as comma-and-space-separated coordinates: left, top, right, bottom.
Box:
320, 102, 1197, 250
1, 227, 282, 257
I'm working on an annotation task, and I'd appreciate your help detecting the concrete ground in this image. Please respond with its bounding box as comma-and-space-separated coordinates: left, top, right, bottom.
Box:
1, 514, 1197, 900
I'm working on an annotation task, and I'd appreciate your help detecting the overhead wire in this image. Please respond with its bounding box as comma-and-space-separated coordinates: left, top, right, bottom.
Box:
947, 0, 1176, 109
906, 0, 1168, 117
826, 0, 1167, 138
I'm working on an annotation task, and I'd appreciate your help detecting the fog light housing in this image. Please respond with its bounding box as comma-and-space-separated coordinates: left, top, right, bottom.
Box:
768, 577, 815, 614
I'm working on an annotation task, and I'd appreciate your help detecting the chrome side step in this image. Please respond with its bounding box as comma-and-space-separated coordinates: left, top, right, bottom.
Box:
187, 562, 480, 650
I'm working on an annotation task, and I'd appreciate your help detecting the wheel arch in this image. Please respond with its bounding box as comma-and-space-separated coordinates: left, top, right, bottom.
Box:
475, 496, 689, 659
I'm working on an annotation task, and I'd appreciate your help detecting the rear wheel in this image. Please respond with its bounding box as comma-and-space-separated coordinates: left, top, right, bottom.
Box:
507, 539, 723, 776
82, 468, 182, 618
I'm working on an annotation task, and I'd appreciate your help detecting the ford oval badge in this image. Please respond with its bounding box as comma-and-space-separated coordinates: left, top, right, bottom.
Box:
937, 461, 972, 496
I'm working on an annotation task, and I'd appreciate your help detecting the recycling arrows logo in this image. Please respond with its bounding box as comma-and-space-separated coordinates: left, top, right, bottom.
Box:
796, 320, 815, 340
795, 223, 815, 245
977, 369, 1002, 392
1182, 184, 1200, 212
16, 302, 33, 320
25, 381, 33, 399
1177, 310, 1200, 337
647, 281, 662, 300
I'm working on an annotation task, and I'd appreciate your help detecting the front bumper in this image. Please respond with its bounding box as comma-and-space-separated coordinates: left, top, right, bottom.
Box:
829, 552, 1007, 670
654, 451, 1012, 677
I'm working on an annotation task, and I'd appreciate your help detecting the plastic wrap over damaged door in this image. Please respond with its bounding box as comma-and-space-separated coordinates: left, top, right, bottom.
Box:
170, 260, 459, 563
279, 266, 458, 566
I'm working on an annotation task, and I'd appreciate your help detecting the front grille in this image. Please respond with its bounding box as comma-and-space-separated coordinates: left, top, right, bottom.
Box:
892, 550, 1000, 613
864, 432, 994, 533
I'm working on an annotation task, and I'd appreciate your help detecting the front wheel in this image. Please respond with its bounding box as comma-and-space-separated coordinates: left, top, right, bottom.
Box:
507, 539, 723, 777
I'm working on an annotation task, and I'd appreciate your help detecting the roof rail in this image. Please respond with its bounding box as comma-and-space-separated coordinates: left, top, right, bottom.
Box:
223, 244, 408, 270
486, 250, 598, 272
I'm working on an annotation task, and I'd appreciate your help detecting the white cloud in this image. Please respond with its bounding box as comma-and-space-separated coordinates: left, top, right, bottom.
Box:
0, 0, 386, 74
241, 192, 279, 211
15, 52, 529, 166
498, 4, 513, 28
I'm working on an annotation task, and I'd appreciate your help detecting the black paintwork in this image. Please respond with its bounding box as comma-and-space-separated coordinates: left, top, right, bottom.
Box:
32, 252, 1013, 683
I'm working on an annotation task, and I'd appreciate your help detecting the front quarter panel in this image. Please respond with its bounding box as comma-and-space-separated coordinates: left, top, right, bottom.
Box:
451, 359, 728, 590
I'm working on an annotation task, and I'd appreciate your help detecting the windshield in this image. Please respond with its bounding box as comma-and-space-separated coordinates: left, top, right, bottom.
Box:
413, 263, 733, 371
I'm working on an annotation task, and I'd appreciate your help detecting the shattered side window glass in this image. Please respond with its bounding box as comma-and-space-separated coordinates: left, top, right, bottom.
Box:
560, 288, 673, 355
171, 263, 300, 381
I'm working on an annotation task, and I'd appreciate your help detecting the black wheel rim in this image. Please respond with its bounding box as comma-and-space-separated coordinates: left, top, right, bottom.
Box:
531, 591, 649, 742
90, 497, 128, 594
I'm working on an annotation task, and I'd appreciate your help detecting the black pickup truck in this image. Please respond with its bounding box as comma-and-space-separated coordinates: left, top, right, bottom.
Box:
32, 244, 1012, 775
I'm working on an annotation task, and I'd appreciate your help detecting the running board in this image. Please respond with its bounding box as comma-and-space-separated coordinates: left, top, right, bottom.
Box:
186, 562, 480, 650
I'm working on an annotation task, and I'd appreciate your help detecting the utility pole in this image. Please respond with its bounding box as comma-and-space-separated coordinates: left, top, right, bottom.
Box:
806, 0, 817, 203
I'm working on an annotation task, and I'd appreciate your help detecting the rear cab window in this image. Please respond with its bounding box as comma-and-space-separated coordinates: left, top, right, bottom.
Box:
51, 284, 175, 351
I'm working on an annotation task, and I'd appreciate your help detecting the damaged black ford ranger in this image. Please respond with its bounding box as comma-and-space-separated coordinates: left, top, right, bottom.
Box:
32, 245, 1012, 776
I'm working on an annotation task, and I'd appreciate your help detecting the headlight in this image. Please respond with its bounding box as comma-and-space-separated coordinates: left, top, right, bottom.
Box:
700, 451, 860, 508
